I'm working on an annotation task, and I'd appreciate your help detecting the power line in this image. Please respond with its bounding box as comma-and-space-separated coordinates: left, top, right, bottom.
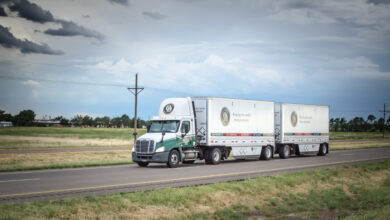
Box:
0, 74, 129, 88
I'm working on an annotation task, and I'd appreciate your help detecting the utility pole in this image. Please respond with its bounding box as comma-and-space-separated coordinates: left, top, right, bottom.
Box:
379, 103, 390, 138
128, 73, 144, 149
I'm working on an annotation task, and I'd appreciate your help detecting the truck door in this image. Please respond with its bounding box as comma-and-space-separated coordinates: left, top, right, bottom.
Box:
180, 121, 195, 148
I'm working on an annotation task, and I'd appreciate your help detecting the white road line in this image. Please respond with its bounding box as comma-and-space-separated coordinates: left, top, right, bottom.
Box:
0, 178, 40, 183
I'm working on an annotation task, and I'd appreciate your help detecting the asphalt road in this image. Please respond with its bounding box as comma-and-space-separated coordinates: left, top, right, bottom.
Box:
1, 147, 390, 203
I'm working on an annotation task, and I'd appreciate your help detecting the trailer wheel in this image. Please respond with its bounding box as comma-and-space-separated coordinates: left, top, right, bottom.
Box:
137, 162, 149, 167
167, 150, 180, 168
279, 145, 290, 159
260, 146, 272, 160
318, 144, 327, 156
206, 148, 221, 165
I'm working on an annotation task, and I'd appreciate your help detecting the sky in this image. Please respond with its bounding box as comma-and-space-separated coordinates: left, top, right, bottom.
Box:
0, 0, 389, 121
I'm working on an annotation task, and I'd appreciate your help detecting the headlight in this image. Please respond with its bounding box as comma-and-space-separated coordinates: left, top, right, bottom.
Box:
155, 146, 165, 152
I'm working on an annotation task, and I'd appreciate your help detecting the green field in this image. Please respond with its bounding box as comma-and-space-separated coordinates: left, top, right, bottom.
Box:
0, 127, 147, 149
330, 131, 389, 140
0, 127, 146, 140
1, 160, 389, 220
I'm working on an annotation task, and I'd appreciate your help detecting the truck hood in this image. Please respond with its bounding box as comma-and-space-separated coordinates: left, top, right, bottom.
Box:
137, 132, 177, 143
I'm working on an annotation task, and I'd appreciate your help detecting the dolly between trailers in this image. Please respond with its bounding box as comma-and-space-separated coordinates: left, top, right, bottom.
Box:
132, 97, 329, 168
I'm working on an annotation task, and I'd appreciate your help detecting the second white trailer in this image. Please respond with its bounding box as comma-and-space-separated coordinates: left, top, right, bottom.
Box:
274, 103, 329, 158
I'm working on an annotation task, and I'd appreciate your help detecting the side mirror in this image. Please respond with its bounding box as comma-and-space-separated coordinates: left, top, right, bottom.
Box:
147, 125, 151, 132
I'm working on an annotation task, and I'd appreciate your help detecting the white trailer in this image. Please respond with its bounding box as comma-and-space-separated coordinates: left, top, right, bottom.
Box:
274, 103, 329, 158
193, 97, 275, 160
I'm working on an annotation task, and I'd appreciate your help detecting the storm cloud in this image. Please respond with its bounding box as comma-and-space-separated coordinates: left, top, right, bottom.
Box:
107, 0, 128, 6
8, 0, 55, 23
142, 11, 166, 20
0, 7, 6, 16
44, 20, 104, 41
0, 25, 63, 55
2, 0, 104, 41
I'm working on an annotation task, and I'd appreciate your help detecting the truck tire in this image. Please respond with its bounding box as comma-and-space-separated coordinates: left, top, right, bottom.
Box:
137, 162, 149, 167
260, 146, 272, 160
279, 145, 290, 159
167, 150, 180, 168
318, 144, 327, 156
207, 148, 221, 165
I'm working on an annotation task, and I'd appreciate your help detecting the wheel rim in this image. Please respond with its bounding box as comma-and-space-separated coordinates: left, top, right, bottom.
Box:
213, 150, 220, 162
284, 146, 289, 155
171, 153, 178, 164
322, 145, 327, 154
265, 147, 271, 158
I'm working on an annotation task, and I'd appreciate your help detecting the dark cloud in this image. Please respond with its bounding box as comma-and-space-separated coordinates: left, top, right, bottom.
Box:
44, 20, 104, 41
0, 7, 6, 16
8, 0, 55, 23
282, 0, 318, 9
107, 0, 128, 6
142, 11, 166, 20
367, 0, 390, 4
0, 25, 63, 55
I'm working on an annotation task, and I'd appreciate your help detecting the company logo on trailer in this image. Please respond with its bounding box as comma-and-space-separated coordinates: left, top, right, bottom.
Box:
163, 103, 174, 114
291, 111, 298, 127
220, 107, 230, 126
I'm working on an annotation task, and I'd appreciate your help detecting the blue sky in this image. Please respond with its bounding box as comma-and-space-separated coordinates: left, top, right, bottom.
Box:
0, 0, 389, 120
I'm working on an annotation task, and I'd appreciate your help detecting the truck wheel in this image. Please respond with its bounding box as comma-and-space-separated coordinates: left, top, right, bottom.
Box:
279, 145, 290, 159
260, 146, 272, 160
208, 148, 221, 165
167, 150, 180, 168
318, 144, 327, 156
137, 162, 149, 167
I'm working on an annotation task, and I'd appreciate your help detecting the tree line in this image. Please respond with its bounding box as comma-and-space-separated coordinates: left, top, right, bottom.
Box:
2, 109, 390, 131
0, 109, 148, 128
330, 115, 390, 132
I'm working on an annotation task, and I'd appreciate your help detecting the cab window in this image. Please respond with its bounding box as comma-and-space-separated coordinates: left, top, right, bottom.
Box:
181, 121, 190, 134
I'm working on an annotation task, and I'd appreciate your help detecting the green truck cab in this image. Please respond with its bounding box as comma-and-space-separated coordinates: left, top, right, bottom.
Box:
132, 98, 197, 168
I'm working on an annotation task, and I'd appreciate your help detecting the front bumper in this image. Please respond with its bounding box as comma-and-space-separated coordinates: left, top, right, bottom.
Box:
132, 152, 170, 163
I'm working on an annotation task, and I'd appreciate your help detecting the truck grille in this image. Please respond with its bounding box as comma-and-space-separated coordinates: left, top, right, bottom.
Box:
135, 140, 155, 153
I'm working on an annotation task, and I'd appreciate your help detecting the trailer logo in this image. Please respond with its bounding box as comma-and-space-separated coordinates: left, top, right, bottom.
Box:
163, 103, 174, 114
291, 111, 298, 127
220, 107, 230, 126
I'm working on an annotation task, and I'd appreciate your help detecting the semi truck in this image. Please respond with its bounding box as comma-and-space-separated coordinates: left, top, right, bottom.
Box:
132, 97, 329, 168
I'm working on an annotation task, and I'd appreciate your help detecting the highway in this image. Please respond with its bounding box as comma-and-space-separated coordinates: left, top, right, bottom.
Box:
1, 147, 390, 203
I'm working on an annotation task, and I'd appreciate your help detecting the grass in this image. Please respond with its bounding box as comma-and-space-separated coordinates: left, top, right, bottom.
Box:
0, 127, 146, 140
0, 127, 146, 149
0, 160, 389, 219
0, 150, 133, 172
330, 139, 390, 151
330, 131, 390, 140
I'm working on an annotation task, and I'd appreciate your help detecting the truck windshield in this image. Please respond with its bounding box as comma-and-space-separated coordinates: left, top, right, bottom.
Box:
149, 120, 180, 133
